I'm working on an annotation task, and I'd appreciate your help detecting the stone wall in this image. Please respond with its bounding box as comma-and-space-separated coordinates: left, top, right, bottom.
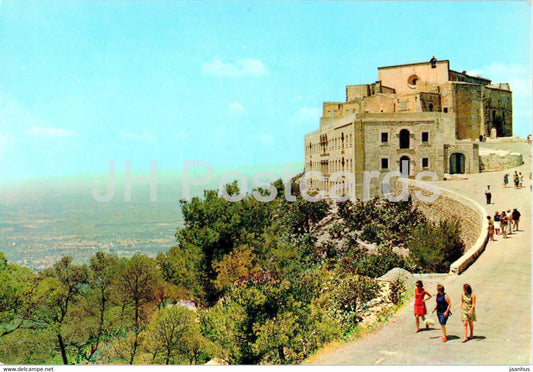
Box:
443, 141, 480, 175
345, 81, 396, 101
363, 94, 395, 113
346, 84, 372, 101
377, 60, 450, 94
403, 180, 488, 274
410, 187, 481, 252
362, 112, 456, 181
452, 83, 483, 140
479, 148, 523, 171
483, 86, 513, 137
383, 179, 482, 254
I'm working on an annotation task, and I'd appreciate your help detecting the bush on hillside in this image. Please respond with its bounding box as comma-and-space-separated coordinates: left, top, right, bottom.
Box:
407, 219, 465, 273
323, 274, 380, 332
389, 278, 405, 305
340, 245, 411, 278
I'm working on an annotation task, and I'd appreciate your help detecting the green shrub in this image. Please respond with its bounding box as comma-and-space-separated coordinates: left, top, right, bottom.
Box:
360, 246, 411, 278
324, 274, 380, 332
407, 219, 465, 273
341, 245, 410, 279
338, 198, 427, 247
389, 278, 405, 305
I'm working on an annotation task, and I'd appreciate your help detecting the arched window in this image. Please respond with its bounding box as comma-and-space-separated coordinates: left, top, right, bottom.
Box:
408, 75, 419, 88
399, 129, 410, 149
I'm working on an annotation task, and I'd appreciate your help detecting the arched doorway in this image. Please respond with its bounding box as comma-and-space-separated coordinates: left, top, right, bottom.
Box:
399, 129, 410, 149
492, 111, 503, 137
449, 153, 466, 174
399, 156, 410, 176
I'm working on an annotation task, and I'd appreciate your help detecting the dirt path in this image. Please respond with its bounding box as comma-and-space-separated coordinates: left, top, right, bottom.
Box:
308, 141, 531, 365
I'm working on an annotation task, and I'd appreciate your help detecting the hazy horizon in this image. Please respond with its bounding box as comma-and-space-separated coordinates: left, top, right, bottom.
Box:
1, 1, 531, 180
0, 161, 304, 269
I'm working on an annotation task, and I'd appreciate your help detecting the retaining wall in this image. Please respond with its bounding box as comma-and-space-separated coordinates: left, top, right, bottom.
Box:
479, 149, 523, 171
403, 179, 488, 274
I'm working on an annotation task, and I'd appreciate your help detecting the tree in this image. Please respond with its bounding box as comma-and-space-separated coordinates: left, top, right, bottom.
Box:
212, 245, 258, 293
143, 306, 205, 365
283, 195, 329, 235
31, 256, 88, 364
0, 252, 35, 338
0, 328, 56, 364
157, 245, 205, 303
174, 181, 275, 305
118, 254, 159, 364
64, 252, 122, 363
199, 301, 248, 364
407, 219, 465, 272
253, 311, 297, 363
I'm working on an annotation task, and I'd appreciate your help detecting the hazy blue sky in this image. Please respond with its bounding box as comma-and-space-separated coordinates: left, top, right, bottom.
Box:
0, 1, 531, 180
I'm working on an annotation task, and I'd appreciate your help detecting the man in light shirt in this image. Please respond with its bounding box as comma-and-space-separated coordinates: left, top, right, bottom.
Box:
484, 185, 492, 204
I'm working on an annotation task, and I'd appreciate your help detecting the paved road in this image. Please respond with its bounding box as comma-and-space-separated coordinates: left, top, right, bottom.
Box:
309, 142, 531, 365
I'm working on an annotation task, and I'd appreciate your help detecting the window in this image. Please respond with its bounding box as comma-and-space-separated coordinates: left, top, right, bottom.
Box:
422, 158, 429, 168
422, 132, 429, 142
399, 129, 410, 149
400, 101, 407, 111
381, 132, 389, 143
381, 158, 389, 170
408, 75, 419, 88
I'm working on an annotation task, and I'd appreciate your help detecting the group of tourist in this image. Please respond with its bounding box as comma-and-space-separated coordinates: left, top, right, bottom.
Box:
503, 171, 524, 189
487, 208, 521, 240
414, 281, 475, 343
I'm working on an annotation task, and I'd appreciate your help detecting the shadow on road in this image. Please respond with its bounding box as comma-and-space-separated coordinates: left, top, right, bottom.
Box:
428, 335, 461, 341
468, 335, 486, 341
445, 335, 460, 341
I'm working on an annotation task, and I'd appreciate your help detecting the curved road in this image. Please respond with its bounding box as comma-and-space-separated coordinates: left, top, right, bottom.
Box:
309, 141, 531, 365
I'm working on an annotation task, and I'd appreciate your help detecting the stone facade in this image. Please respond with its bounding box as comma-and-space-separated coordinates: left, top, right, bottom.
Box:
304, 58, 512, 199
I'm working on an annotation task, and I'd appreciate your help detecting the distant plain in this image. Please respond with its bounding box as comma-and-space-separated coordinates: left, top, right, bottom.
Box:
0, 163, 302, 270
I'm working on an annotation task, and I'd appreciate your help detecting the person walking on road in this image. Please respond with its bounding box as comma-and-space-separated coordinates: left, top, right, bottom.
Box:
512, 208, 521, 231
514, 172, 519, 189
501, 211, 508, 239
461, 284, 476, 343
519, 172, 524, 188
493, 211, 501, 235
432, 284, 451, 342
506, 210, 513, 235
484, 185, 492, 204
487, 216, 495, 241
414, 280, 432, 333
503, 173, 509, 188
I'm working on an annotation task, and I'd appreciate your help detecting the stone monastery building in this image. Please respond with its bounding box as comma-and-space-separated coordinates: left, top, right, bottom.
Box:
304, 57, 512, 198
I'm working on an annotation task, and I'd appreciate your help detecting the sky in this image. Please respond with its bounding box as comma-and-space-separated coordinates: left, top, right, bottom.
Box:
0, 0, 531, 181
